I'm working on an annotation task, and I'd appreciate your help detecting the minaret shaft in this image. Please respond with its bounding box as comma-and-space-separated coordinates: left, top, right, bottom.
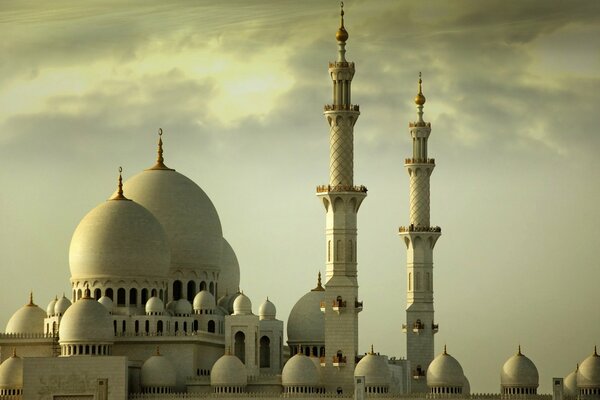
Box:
400, 77, 440, 393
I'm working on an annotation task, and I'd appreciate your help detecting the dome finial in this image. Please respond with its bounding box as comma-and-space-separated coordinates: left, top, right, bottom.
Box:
148, 128, 174, 171
335, 2, 349, 43
83, 284, 91, 299
312, 271, 325, 291
28, 291, 34, 306
369, 344, 374, 355
415, 72, 426, 106
443, 344, 447, 355
517, 345, 522, 356
110, 167, 130, 200
595, 345, 598, 357
12, 348, 16, 358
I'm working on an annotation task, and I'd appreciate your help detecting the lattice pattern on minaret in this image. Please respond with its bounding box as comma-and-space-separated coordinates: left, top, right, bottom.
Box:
329, 117, 354, 186
409, 169, 431, 226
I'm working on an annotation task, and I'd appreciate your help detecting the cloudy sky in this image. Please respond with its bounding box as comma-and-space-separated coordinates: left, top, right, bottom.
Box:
1, 0, 599, 393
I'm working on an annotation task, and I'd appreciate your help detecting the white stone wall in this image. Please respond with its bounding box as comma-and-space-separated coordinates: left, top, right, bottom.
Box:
259, 319, 284, 374
225, 314, 259, 377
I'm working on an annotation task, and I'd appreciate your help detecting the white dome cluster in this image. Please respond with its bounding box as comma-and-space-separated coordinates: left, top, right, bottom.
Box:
427, 346, 467, 395
577, 347, 600, 397
500, 346, 539, 395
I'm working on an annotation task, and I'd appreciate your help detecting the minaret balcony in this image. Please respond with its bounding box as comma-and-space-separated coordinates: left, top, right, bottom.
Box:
432, 323, 439, 333
412, 320, 425, 334
323, 104, 360, 112
319, 356, 326, 366
332, 299, 347, 313
316, 184, 367, 193
399, 225, 442, 233
320, 301, 326, 313
412, 368, 426, 380
404, 158, 435, 165
332, 355, 347, 367
354, 300, 363, 312
409, 121, 431, 128
328, 61, 355, 68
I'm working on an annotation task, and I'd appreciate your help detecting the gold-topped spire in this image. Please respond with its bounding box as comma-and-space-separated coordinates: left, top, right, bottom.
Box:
369, 344, 374, 355
148, 128, 174, 171
517, 345, 522, 356
27, 291, 34, 306
336, 2, 348, 42
83, 284, 92, 299
443, 344, 447, 355
414, 72, 426, 106
12, 348, 16, 358
110, 167, 130, 201
312, 271, 325, 291
594, 346, 598, 357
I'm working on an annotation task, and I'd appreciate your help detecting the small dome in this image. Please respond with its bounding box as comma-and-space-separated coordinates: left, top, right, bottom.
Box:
46, 296, 58, 317
59, 292, 113, 344
124, 168, 223, 275
282, 353, 320, 388
354, 351, 391, 388
193, 290, 215, 311
233, 293, 252, 315
287, 285, 325, 346
565, 367, 578, 397
501, 347, 539, 389
54, 295, 72, 316
98, 296, 113, 313
5, 294, 46, 335
145, 297, 164, 315
258, 298, 276, 320
578, 348, 600, 389
69, 198, 170, 281
211, 354, 247, 387
165, 300, 177, 315
0, 352, 23, 391
427, 347, 465, 389
141, 350, 176, 390
218, 239, 240, 298
174, 299, 192, 316
217, 292, 241, 315
463, 375, 471, 395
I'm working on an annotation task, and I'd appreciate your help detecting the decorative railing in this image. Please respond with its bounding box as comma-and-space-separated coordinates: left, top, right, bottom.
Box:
323, 104, 360, 112
404, 158, 435, 165
0, 332, 56, 339
316, 185, 367, 193
399, 225, 441, 233
328, 61, 355, 68
409, 121, 431, 128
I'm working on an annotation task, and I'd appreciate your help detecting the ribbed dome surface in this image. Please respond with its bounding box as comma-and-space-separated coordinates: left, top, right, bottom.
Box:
59, 296, 113, 344
141, 353, 176, 389
578, 350, 600, 389
564, 369, 578, 396
501, 350, 539, 388
282, 353, 320, 387
145, 296, 164, 314
5, 299, 46, 335
0, 355, 23, 390
258, 298, 276, 320
211, 354, 247, 387
193, 290, 215, 311
218, 239, 240, 297
354, 353, 391, 387
124, 169, 223, 275
287, 289, 325, 345
233, 293, 252, 315
427, 350, 465, 388
54, 295, 72, 316
69, 199, 170, 280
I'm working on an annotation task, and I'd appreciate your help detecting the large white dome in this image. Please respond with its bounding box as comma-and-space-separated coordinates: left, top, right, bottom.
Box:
141, 351, 177, 390
578, 348, 600, 389
59, 293, 114, 344
218, 238, 240, 297
69, 197, 170, 281
211, 354, 247, 387
123, 167, 223, 276
354, 351, 391, 388
5, 295, 46, 335
0, 352, 23, 392
282, 353, 320, 388
287, 279, 325, 346
427, 347, 465, 389
501, 347, 539, 389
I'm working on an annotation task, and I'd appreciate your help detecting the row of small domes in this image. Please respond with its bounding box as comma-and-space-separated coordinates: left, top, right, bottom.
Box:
564, 347, 600, 396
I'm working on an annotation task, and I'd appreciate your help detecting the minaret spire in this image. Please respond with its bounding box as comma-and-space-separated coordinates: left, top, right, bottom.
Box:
110, 167, 130, 201
317, 4, 365, 394
400, 73, 440, 393
148, 128, 174, 171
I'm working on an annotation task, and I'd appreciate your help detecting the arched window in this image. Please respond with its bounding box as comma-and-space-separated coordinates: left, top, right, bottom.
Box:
145, 320, 149, 334
117, 288, 126, 306
135, 320, 139, 334
122, 320, 126, 333
106, 288, 114, 301
173, 280, 182, 301
193, 320, 199, 332
77, 289, 82, 300
141, 289, 148, 305
208, 320, 215, 333
113, 320, 117, 335
187, 280, 196, 302
94, 288, 101, 300
130, 288, 137, 305
209, 282, 214, 295
234, 331, 246, 363
157, 320, 163, 334
260, 336, 271, 368
200, 281, 207, 291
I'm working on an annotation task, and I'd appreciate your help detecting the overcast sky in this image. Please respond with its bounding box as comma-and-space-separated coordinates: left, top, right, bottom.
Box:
1, 0, 599, 393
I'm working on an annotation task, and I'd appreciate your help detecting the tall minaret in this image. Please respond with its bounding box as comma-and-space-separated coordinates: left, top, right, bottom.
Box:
399, 74, 441, 393
317, 3, 366, 395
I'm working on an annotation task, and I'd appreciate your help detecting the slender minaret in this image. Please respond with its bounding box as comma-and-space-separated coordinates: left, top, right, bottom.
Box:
399, 74, 441, 393
317, 3, 366, 394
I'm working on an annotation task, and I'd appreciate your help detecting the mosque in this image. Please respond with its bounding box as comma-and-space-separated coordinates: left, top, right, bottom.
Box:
0, 4, 599, 400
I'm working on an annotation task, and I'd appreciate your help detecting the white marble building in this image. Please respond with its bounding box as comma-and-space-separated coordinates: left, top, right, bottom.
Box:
0, 4, 598, 400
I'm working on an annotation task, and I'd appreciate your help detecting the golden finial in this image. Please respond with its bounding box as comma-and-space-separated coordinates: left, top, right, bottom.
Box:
517, 345, 522, 356
594, 346, 598, 357
27, 291, 34, 306
414, 72, 426, 106
110, 167, 130, 200
369, 344, 374, 355
298, 345, 303, 355
12, 348, 16, 358
443, 344, 447, 355
148, 128, 174, 170
576, 363, 579, 371
336, 2, 349, 42
83, 284, 91, 299
312, 271, 325, 291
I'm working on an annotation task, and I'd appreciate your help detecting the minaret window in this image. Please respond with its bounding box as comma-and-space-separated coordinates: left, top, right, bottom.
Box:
234, 331, 246, 363
260, 336, 271, 368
